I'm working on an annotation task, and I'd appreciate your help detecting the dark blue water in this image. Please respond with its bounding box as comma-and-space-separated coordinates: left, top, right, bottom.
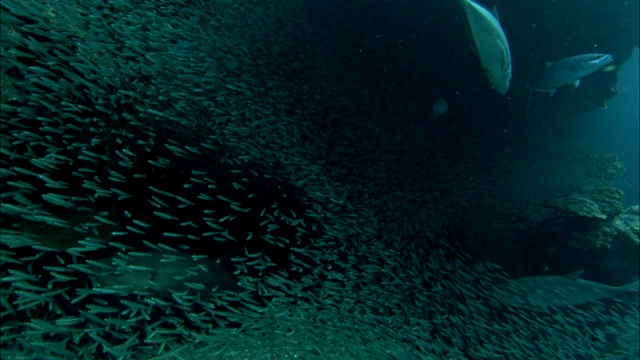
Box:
572, 47, 640, 206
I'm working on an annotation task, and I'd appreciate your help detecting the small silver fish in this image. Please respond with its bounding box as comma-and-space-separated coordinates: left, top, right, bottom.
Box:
431, 97, 449, 119
91, 252, 239, 297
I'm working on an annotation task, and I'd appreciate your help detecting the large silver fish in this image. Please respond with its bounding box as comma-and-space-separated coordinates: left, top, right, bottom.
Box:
458, 0, 512, 95
530, 53, 614, 101
494, 270, 639, 308
91, 252, 239, 297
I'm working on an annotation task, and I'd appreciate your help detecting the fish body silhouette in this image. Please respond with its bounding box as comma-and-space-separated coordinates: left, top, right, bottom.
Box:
494, 271, 639, 308
528, 53, 614, 106
91, 252, 239, 297
458, 0, 512, 95
432, 97, 449, 119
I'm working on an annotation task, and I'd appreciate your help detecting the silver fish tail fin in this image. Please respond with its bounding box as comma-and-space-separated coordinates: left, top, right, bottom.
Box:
526, 85, 534, 108
620, 280, 639, 293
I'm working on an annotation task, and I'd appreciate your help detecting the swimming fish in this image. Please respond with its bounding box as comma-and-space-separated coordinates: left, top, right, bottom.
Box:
493, 270, 639, 308
91, 252, 239, 297
431, 97, 449, 119
457, 0, 512, 95
528, 53, 614, 104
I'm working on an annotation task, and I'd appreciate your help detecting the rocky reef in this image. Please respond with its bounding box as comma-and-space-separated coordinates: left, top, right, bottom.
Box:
527, 185, 639, 284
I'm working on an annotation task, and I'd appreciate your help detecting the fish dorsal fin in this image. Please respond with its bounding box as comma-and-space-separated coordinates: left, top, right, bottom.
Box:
492, 6, 500, 21
545, 62, 553, 68
527, 85, 534, 108
564, 270, 585, 280
571, 79, 581, 88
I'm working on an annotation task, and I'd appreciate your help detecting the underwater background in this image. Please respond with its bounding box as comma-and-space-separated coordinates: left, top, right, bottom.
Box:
1, 0, 638, 359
